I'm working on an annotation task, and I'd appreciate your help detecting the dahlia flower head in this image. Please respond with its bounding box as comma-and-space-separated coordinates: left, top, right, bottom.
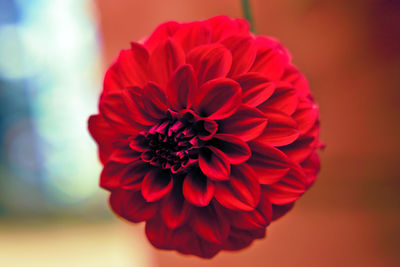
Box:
89, 15, 321, 258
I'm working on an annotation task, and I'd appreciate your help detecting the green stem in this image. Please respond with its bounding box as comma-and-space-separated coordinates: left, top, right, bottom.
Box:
241, 0, 256, 33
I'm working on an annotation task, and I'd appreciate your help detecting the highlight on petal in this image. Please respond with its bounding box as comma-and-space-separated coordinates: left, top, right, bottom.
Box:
141, 168, 173, 202
218, 104, 268, 142
221, 35, 256, 76
199, 146, 231, 181
187, 43, 232, 85
247, 141, 290, 185
191, 202, 230, 244
191, 78, 241, 120
255, 108, 299, 147
167, 64, 197, 111
148, 37, 185, 87
183, 168, 215, 207
214, 164, 261, 211
210, 134, 251, 164
235, 72, 276, 107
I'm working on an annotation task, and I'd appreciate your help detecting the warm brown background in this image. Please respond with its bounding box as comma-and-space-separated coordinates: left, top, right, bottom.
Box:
94, 0, 400, 266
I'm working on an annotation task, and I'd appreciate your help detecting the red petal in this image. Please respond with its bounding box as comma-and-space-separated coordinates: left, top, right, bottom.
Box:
210, 134, 251, 164
120, 160, 149, 190
121, 87, 158, 125
221, 35, 256, 76
117, 43, 149, 87
161, 184, 191, 229
235, 72, 276, 107
191, 78, 241, 120
254, 35, 282, 49
191, 202, 230, 244
199, 146, 230, 181
263, 165, 307, 205
271, 202, 295, 221
177, 231, 221, 258
144, 21, 180, 52
148, 37, 185, 87
222, 227, 259, 251
228, 191, 273, 230
183, 169, 215, 207
293, 97, 319, 135
207, 15, 249, 42
99, 90, 144, 134
214, 164, 260, 211
173, 22, 211, 53
218, 104, 268, 142
301, 152, 320, 188
147, 221, 221, 258
250, 37, 289, 81
187, 44, 232, 85
129, 134, 148, 152
195, 119, 218, 140
141, 82, 168, 120
255, 108, 299, 147
146, 217, 194, 251
280, 122, 320, 163
141, 168, 173, 202
247, 141, 290, 184
258, 82, 299, 115
103, 63, 123, 92
167, 64, 197, 111
110, 190, 158, 223
100, 149, 140, 190
145, 217, 175, 250
88, 114, 119, 164
282, 64, 311, 97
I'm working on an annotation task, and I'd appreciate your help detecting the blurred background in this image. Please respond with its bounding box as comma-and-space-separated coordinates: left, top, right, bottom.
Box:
0, 0, 399, 266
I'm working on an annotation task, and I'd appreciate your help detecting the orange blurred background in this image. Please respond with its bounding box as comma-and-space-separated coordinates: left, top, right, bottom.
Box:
1, 0, 399, 266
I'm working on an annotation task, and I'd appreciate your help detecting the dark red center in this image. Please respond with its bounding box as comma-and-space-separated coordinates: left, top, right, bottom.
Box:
140, 113, 200, 173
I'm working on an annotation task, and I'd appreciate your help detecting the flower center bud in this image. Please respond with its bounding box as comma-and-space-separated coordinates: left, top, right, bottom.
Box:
140, 116, 199, 173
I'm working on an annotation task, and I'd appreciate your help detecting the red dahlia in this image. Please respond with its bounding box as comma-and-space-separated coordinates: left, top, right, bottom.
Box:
89, 15, 321, 258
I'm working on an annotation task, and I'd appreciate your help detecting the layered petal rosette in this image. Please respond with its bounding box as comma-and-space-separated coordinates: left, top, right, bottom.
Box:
88, 15, 321, 258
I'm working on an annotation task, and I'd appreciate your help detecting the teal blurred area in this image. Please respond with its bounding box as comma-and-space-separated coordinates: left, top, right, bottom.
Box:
0, 0, 104, 217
